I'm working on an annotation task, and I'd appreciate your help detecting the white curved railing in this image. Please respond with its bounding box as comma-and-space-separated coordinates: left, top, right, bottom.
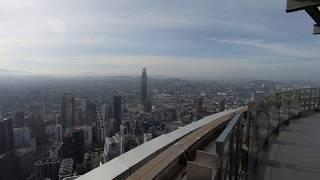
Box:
77, 107, 246, 180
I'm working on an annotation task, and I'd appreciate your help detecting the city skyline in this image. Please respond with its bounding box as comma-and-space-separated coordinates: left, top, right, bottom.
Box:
0, 1, 319, 179
1, 0, 320, 81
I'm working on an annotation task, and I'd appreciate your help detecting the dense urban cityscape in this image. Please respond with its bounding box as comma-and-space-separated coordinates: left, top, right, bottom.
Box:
1, 0, 320, 179
0, 68, 315, 180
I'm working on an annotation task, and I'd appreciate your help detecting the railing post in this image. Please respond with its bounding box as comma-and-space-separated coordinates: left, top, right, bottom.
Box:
272, 95, 279, 133
303, 89, 306, 112
298, 90, 301, 116
229, 131, 234, 180
318, 89, 320, 110
278, 93, 282, 127
312, 89, 317, 111
288, 92, 292, 121
316, 89, 318, 110
309, 89, 312, 111
310, 88, 314, 111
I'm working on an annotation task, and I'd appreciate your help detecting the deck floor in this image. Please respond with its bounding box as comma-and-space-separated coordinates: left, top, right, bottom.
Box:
254, 113, 320, 180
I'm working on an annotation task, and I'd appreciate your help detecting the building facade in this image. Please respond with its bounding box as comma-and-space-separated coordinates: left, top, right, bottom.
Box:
62, 93, 76, 130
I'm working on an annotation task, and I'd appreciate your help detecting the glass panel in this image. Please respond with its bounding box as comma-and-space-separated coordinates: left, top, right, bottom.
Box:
280, 93, 290, 124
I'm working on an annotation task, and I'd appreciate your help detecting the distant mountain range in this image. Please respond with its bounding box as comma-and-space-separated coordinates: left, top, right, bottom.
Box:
0, 68, 32, 75
0, 69, 319, 86
248, 79, 320, 87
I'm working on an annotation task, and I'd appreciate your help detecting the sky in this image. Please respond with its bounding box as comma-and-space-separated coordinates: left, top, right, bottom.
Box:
0, 0, 320, 81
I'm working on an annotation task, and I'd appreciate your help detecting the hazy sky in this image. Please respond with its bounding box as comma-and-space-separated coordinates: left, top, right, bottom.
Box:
0, 0, 319, 80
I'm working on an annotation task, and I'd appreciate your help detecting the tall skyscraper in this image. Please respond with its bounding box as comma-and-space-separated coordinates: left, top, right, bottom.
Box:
0, 118, 14, 154
54, 124, 63, 142
95, 111, 107, 145
72, 129, 85, 164
144, 91, 152, 113
86, 100, 97, 125
141, 68, 148, 106
14, 112, 25, 128
102, 104, 112, 122
141, 68, 152, 112
13, 127, 31, 148
113, 96, 122, 131
41, 102, 46, 121
61, 93, 75, 130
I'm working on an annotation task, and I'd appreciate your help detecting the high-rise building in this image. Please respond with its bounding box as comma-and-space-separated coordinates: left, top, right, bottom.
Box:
29, 115, 46, 145
0, 118, 14, 154
61, 134, 74, 160
95, 111, 107, 144
62, 93, 75, 130
13, 127, 31, 148
141, 68, 148, 106
102, 104, 112, 122
50, 142, 62, 159
194, 97, 204, 115
104, 136, 121, 162
15, 139, 37, 179
61, 128, 86, 164
55, 124, 63, 142
109, 118, 118, 136
0, 151, 18, 180
113, 96, 122, 131
35, 158, 60, 180
74, 108, 82, 126
14, 112, 25, 128
144, 92, 152, 113
0, 119, 16, 179
77, 125, 93, 149
72, 129, 85, 164
41, 102, 46, 121
0, 116, 17, 178
58, 158, 74, 180
141, 68, 152, 112
86, 100, 96, 125
218, 99, 226, 112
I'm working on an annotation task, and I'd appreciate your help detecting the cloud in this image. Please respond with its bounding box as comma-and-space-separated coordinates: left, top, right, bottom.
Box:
1, 54, 318, 81
0, 68, 31, 75
0, 0, 319, 81
208, 38, 320, 61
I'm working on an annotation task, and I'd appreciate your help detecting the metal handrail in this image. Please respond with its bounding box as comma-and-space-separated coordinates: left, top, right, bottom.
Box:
77, 108, 246, 180
78, 88, 320, 180
216, 113, 243, 180
247, 88, 320, 180
211, 88, 320, 180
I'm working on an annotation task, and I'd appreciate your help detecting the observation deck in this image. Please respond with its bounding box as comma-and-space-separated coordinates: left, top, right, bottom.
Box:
77, 88, 320, 180
76, 2, 320, 179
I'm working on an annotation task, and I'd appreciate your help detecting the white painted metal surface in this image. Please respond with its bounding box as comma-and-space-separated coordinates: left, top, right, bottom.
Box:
77, 107, 244, 180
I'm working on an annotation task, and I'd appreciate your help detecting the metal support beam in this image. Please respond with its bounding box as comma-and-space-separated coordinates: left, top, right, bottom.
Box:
314, 24, 320, 35
305, 6, 320, 24
286, 0, 320, 13
286, 0, 320, 35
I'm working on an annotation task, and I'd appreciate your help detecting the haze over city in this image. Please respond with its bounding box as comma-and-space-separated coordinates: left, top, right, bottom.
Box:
1, 0, 320, 180
1, 0, 320, 80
